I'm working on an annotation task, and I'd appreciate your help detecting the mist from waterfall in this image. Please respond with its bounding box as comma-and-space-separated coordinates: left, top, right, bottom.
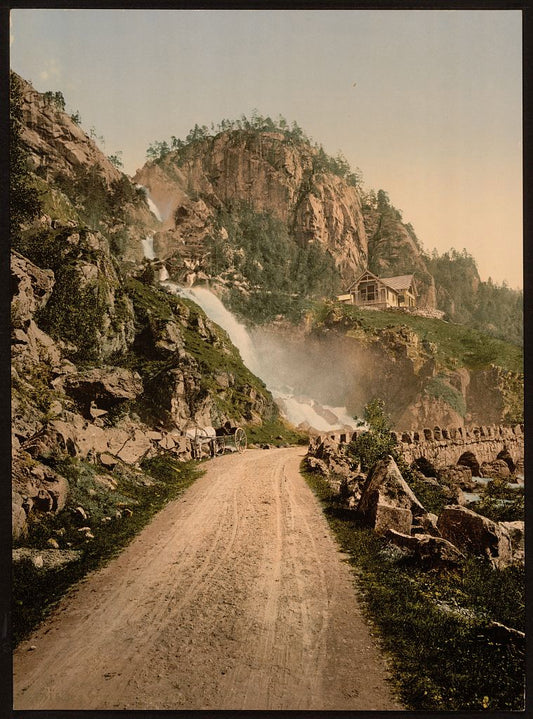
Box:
162, 281, 360, 432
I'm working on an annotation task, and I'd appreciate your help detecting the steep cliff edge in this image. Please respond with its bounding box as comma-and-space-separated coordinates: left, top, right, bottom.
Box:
134, 130, 369, 281
303, 303, 523, 430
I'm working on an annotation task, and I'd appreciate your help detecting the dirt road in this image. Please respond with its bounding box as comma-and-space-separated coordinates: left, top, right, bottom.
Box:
13, 447, 401, 710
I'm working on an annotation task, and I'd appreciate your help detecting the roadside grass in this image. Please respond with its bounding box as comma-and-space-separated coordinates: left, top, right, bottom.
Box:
246, 419, 308, 447
301, 464, 525, 711
12, 454, 202, 647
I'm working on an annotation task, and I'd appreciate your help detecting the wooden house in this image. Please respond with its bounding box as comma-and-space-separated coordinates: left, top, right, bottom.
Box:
338, 270, 417, 309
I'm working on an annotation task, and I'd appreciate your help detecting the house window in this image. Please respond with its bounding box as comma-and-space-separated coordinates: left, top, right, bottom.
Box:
359, 281, 377, 302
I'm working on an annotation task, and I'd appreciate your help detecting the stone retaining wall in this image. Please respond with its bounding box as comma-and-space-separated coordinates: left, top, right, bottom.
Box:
311, 424, 524, 471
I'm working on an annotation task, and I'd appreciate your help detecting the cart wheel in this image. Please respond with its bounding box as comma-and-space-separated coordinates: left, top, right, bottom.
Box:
234, 427, 247, 453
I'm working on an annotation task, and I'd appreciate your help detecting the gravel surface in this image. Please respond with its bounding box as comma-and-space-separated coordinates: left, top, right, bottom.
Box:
13, 447, 401, 710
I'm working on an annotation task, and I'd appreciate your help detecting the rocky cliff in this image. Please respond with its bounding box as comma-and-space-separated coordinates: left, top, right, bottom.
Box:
11, 76, 281, 540
135, 131, 369, 283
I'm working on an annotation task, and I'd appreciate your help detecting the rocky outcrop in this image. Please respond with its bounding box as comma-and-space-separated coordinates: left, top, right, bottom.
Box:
135, 130, 369, 281
357, 455, 426, 535
437, 505, 513, 569
436, 465, 474, 491
385, 529, 464, 568
479, 459, 511, 480
64, 367, 144, 415
19, 75, 123, 186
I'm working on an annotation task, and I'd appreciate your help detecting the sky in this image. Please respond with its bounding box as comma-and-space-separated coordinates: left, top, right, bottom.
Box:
10, 9, 523, 288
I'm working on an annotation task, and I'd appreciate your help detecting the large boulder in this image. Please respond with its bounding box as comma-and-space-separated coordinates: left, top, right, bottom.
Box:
357, 456, 425, 535
12, 494, 28, 540
64, 367, 143, 413
480, 459, 511, 480
499, 520, 524, 564
385, 529, 464, 568
437, 505, 513, 569
437, 465, 474, 491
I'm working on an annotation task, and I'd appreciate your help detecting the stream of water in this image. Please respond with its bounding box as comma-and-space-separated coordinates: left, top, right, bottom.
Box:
161, 282, 359, 432
139, 191, 358, 432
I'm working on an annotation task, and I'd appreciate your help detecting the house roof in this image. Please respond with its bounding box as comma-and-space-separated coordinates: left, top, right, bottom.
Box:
379, 274, 415, 292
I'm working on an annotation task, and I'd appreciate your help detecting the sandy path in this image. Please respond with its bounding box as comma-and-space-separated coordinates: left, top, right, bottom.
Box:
13, 447, 401, 710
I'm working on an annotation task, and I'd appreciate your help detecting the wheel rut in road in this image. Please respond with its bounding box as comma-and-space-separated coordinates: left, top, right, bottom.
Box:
13, 446, 401, 710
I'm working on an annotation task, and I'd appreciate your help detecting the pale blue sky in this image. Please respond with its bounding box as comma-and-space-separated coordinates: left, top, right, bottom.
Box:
10, 9, 522, 287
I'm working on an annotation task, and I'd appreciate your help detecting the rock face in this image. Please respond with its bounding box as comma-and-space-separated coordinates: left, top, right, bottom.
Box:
135, 131, 369, 282
437, 505, 513, 569
19, 76, 122, 186
64, 367, 144, 414
357, 455, 425, 535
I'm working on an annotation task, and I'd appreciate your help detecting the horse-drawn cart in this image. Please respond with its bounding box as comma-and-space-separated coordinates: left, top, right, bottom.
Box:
186, 423, 247, 459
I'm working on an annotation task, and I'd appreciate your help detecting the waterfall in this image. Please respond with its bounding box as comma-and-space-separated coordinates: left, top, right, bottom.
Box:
136, 184, 163, 222
141, 235, 156, 260
162, 281, 359, 432
163, 283, 261, 375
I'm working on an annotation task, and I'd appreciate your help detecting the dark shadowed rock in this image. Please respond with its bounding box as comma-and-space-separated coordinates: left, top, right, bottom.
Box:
64, 367, 143, 413
457, 451, 481, 476
385, 529, 464, 568
437, 465, 474, 491
437, 505, 513, 569
412, 512, 441, 537
496, 447, 516, 473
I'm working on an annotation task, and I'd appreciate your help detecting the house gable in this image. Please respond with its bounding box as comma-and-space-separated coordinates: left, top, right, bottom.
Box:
340, 270, 417, 309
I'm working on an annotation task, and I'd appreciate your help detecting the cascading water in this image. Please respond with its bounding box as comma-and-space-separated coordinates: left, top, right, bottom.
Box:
162, 281, 359, 432
163, 283, 261, 375
137, 184, 163, 222
141, 234, 156, 260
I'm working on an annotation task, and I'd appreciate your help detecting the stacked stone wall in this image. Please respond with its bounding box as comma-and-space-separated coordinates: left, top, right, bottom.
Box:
310, 424, 524, 471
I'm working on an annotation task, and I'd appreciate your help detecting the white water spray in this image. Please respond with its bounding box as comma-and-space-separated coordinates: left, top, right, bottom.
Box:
137, 184, 163, 222
141, 234, 156, 260
162, 281, 359, 432
163, 283, 261, 375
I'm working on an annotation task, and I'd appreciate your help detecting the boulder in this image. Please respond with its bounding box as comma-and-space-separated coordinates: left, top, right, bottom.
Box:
357, 456, 425, 535
12, 502, 27, 540
496, 448, 516, 473
386, 529, 464, 568
99, 452, 119, 468
64, 367, 143, 413
412, 512, 441, 537
113, 429, 152, 465
480, 459, 511, 480
499, 520, 524, 564
437, 465, 474, 491
306, 456, 329, 477
437, 505, 513, 569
